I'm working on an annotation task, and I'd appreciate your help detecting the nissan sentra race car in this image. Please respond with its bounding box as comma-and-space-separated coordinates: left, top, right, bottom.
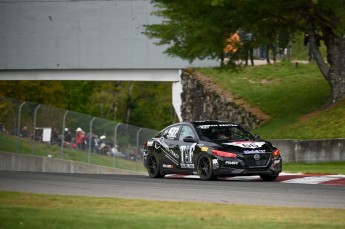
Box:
143, 121, 282, 181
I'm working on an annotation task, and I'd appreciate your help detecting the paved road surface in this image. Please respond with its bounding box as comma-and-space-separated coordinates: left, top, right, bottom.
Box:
1, 171, 344, 209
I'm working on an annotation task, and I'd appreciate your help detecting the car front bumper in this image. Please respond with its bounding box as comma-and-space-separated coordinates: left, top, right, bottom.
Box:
212, 156, 282, 176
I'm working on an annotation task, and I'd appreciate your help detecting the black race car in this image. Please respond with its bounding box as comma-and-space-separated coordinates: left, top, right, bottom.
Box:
143, 121, 282, 181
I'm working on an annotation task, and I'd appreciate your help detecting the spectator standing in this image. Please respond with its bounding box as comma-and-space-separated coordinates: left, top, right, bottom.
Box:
93, 135, 99, 153
75, 127, 85, 150
51, 127, 59, 145
239, 31, 255, 66
64, 128, 72, 145
20, 126, 29, 138
266, 42, 277, 64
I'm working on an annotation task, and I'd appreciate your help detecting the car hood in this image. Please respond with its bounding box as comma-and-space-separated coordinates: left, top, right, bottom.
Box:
211, 140, 273, 154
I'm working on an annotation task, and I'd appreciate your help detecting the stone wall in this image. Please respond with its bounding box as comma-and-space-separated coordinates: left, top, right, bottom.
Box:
180, 69, 269, 130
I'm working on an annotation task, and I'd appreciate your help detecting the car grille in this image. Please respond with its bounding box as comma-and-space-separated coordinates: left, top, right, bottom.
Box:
243, 153, 270, 168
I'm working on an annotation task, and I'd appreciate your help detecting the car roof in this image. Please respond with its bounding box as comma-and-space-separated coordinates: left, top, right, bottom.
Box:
164, 121, 239, 130
190, 120, 238, 125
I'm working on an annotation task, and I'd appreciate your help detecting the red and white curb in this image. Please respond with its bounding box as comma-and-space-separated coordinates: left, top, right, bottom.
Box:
165, 173, 345, 186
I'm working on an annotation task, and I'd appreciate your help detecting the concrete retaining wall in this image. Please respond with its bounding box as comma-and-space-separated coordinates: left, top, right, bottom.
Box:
270, 139, 345, 163
0, 151, 144, 175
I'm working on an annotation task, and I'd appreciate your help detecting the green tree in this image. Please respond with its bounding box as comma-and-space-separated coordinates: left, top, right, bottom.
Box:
62, 81, 96, 113
0, 81, 65, 107
129, 82, 175, 130
89, 81, 125, 121
144, 0, 345, 107
0, 80, 175, 130
143, 0, 237, 64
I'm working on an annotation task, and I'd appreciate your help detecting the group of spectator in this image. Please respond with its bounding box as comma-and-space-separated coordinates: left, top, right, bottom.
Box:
223, 30, 292, 66
62, 127, 115, 155
2, 122, 116, 156
1, 120, 133, 159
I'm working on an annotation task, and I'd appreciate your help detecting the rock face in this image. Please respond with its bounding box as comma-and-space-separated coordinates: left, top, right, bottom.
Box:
180, 69, 269, 130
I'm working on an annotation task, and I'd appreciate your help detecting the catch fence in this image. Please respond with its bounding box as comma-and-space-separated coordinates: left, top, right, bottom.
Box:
0, 96, 158, 172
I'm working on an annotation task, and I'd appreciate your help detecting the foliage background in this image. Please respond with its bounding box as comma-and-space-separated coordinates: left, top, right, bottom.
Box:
0, 81, 176, 130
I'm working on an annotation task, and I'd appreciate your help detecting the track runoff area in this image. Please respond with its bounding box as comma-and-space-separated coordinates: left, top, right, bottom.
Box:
165, 173, 345, 186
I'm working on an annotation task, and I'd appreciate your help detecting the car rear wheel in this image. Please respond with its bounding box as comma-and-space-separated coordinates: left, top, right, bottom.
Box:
197, 155, 217, 181
260, 174, 279, 181
147, 154, 165, 178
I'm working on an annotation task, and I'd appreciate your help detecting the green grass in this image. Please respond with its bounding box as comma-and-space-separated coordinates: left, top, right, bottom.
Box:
198, 61, 345, 139
283, 161, 345, 175
281, 100, 345, 139
0, 191, 344, 229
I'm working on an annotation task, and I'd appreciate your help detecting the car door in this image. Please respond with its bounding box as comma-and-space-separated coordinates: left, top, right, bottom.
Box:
156, 125, 182, 170
175, 125, 198, 170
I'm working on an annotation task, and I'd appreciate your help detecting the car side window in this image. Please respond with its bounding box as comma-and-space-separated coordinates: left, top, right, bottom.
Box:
164, 126, 181, 140
179, 126, 195, 141
154, 131, 163, 138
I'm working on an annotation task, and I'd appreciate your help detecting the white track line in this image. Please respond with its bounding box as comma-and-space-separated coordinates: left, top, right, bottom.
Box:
165, 173, 345, 185
282, 175, 345, 184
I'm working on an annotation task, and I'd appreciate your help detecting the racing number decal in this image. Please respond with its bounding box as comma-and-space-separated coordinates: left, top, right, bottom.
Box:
225, 141, 266, 149
167, 127, 179, 139
241, 143, 260, 148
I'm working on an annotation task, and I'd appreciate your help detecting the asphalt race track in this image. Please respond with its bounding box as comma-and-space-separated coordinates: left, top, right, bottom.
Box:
0, 171, 345, 209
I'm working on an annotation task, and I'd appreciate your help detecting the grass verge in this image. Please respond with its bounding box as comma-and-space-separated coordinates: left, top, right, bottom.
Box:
198, 62, 345, 139
0, 191, 344, 229
283, 161, 345, 175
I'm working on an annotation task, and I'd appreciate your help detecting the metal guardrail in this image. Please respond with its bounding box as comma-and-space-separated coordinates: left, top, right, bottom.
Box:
0, 96, 158, 171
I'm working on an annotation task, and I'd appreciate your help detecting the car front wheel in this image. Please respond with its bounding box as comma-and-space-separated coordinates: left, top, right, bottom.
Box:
197, 155, 217, 181
147, 154, 165, 178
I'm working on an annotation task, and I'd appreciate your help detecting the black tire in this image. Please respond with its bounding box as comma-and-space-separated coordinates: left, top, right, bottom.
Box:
197, 155, 217, 181
147, 154, 165, 178
260, 174, 279, 181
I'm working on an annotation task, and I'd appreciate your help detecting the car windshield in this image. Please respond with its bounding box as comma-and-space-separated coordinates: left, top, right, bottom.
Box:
193, 123, 256, 142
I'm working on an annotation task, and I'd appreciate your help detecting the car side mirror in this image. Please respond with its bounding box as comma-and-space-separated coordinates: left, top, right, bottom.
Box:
183, 136, 198, 143
254, 134, 261, 141
162, 133, 168, 139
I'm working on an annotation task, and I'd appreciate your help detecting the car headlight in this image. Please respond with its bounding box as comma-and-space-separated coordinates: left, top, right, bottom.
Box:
211, 149, 237, 158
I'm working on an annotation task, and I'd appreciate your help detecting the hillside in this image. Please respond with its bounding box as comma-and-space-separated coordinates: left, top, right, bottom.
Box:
198, 61, 345, 140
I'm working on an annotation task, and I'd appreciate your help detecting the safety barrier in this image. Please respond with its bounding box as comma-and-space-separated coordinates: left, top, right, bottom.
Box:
0, 96, 158, 171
